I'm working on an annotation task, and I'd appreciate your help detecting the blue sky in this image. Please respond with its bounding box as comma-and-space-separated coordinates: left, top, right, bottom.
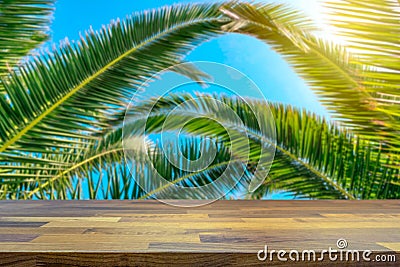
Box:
48, 0, 330, 117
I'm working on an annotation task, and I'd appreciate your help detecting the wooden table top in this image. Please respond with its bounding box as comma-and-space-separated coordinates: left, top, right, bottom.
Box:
0, 200, 399, 266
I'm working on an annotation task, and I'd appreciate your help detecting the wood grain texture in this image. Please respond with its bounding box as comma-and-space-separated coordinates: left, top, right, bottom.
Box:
0, 200, 398, 266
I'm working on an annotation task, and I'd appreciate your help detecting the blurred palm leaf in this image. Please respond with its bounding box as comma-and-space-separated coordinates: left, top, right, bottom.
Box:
325, 0, 400, 137
6, 132, 249, 200
0, 0, 54, 80
220, 1, 400, 151
0, 3, 227, 179
1, 1, 399, 200
122, 93, 399, 199
4, 93, 399, 200
326, 0, 399, 79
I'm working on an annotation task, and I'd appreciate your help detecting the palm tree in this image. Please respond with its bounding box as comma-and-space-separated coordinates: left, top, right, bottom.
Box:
0, 0, 399, 200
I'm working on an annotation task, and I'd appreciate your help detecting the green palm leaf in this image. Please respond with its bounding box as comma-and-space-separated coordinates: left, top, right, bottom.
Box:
122, 93, 399, 199
0, 0, 55, 80
2, 1, 399, 200
6, 93, 398, 200
8, 133, 247, 200
220, 2, 400, 151
0, 3, 228, 177
326, 0, 400, 77
325, 0, 400, 143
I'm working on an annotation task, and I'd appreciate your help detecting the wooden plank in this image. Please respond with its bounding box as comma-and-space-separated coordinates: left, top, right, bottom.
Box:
82, 227, 187, 235
241, 218, 400, 229
0, 227, 87, 235
0, 217, 121, 222
378, 243, 400, 251
0, 242, 149, 251
0, 252, 398, 267
31, 233, 201, 244
0, 200, 397, 266
0, 234, 38, 242
0, 222, 46, 228
118, 213, 209, 222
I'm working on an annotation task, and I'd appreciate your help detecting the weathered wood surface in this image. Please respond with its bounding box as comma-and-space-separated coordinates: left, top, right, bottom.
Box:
0, 200, 398, 266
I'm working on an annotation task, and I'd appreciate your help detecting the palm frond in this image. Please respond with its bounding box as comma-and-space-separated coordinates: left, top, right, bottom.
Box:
220, 2, 400, 150
6, 132, 249, 200
5, 93, 398, 199
0, 0, 55, 79
326, 0, 400, 76
123, 93, 400, 199
2, 1, 399, 200
0, 3, 229, 176
250, 152, 345, 199
325, 0, 400, 144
